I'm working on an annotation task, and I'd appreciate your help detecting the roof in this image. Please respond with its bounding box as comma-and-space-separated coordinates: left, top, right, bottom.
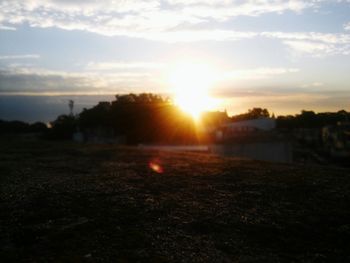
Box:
223, 117, 276, 131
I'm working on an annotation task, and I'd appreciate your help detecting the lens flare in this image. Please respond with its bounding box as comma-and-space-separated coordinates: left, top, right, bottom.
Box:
149, 160, 164, 173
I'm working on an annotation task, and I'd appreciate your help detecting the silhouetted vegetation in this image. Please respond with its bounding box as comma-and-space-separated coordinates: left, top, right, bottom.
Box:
231, 107, 270, 122
276, 110, 350, 129
228, 108, 350, 130
3, 95, 349, 145
0, 120, 47, 134
48, 115, 78, 140
79, 93, 197, 144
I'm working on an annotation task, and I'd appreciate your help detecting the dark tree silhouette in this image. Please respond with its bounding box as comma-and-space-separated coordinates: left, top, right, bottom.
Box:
78, 93, 197, 144
29, 122, 48, 133
231, 107, 270, 122
0, 120, 47, 135
48, 115, 77, 140
0, 120, 29, 134
276, 110, 350, 129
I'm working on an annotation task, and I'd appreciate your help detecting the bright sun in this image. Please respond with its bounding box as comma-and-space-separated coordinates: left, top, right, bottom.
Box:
168, 62, 218, 120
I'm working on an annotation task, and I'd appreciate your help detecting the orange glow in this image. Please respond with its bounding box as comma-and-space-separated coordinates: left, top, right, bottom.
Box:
167, 62, 219, 120
149, 161, 164, 173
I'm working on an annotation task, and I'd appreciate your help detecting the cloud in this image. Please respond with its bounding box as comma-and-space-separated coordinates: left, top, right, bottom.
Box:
214, 87, 350, 115
86, 61, 165, 71
179, 0, 316, 20
1, 62, 348, 118
131, 30, 258, 42
1, 0, 349, 54
0, 63, 302, 96
0, 0, 320, 38
222, 67, 299, 80
283, 40, 337, 55
0, 54, 40, 60
0, 65, 162, 95
345, 22, 350, 31
300, 82, 324, 88
0, 24, 16, 30
261, 31, 350, 56
261, 31, 350, 44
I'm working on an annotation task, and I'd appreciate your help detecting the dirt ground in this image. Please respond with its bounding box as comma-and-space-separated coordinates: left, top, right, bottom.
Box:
1, 139, 350, 262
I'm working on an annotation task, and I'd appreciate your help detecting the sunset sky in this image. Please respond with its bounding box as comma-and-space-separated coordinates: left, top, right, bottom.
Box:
0, 0, 349, 122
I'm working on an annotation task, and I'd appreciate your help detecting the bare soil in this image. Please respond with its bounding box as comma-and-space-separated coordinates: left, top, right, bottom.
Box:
1, 139, 349, 262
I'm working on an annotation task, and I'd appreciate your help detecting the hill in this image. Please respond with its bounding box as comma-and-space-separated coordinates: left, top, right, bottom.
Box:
1, 139, 349, 262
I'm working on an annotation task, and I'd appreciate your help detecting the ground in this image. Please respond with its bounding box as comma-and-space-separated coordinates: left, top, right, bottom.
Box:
1, 139, 350, 262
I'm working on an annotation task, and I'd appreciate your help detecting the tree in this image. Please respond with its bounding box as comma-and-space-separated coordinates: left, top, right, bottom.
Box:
0, 120, 29, 134
29, 122, 48, 133
49, 115, 77, 140
248, 108, 270, 118
111, 93, 196, 144
78, 93, 197, 144
276, 110, 350, 129
79, 102, 112, 128
231, 107, 270, 121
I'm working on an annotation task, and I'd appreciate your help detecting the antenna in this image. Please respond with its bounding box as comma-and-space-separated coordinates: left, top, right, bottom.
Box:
69, 100, 74, 116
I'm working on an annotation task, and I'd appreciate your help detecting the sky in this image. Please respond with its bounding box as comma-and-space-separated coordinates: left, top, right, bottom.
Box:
0, 0, 349, 122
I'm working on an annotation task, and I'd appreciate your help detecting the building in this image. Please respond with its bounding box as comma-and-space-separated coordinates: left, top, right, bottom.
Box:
223, 117, 276, 132
208, 117, 292, 163
216, 117, 276, 141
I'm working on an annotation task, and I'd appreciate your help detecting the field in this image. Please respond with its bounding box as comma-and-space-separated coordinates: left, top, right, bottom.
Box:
1, 139, 350, 262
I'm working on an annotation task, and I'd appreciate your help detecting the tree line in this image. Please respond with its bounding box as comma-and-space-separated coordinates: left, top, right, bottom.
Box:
0, 120, 47, 134
1, 93, 349, 143
276, 110, 350, 129
50, 93, 198, 144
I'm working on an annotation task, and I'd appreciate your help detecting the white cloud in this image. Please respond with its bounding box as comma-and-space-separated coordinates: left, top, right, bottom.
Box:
345, 22, 350, 31
0, 24, 16, 30
0, 0, 348, 54
86, 61, 165, 71
0, 54, 40, 60
180, 0, 316, 20
0, 0, 320, 38
0, 0, 347, 55
261, 31, 350, 44
300, 82, 324, 88
1, 65, 154, 79
132, 30, 258, 42
222, 67, 299, 80
283, 40, 336, 55
261, 31, 350, 56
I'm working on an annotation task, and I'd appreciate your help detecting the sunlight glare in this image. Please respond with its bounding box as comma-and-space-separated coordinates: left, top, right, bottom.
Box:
168, 62, 218, 120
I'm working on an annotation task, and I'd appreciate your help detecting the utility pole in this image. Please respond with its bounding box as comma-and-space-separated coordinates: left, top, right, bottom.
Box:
69, 100, 74, 116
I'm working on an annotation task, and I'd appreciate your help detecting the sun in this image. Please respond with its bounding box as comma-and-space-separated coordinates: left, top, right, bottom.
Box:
168, 62, 218, 120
